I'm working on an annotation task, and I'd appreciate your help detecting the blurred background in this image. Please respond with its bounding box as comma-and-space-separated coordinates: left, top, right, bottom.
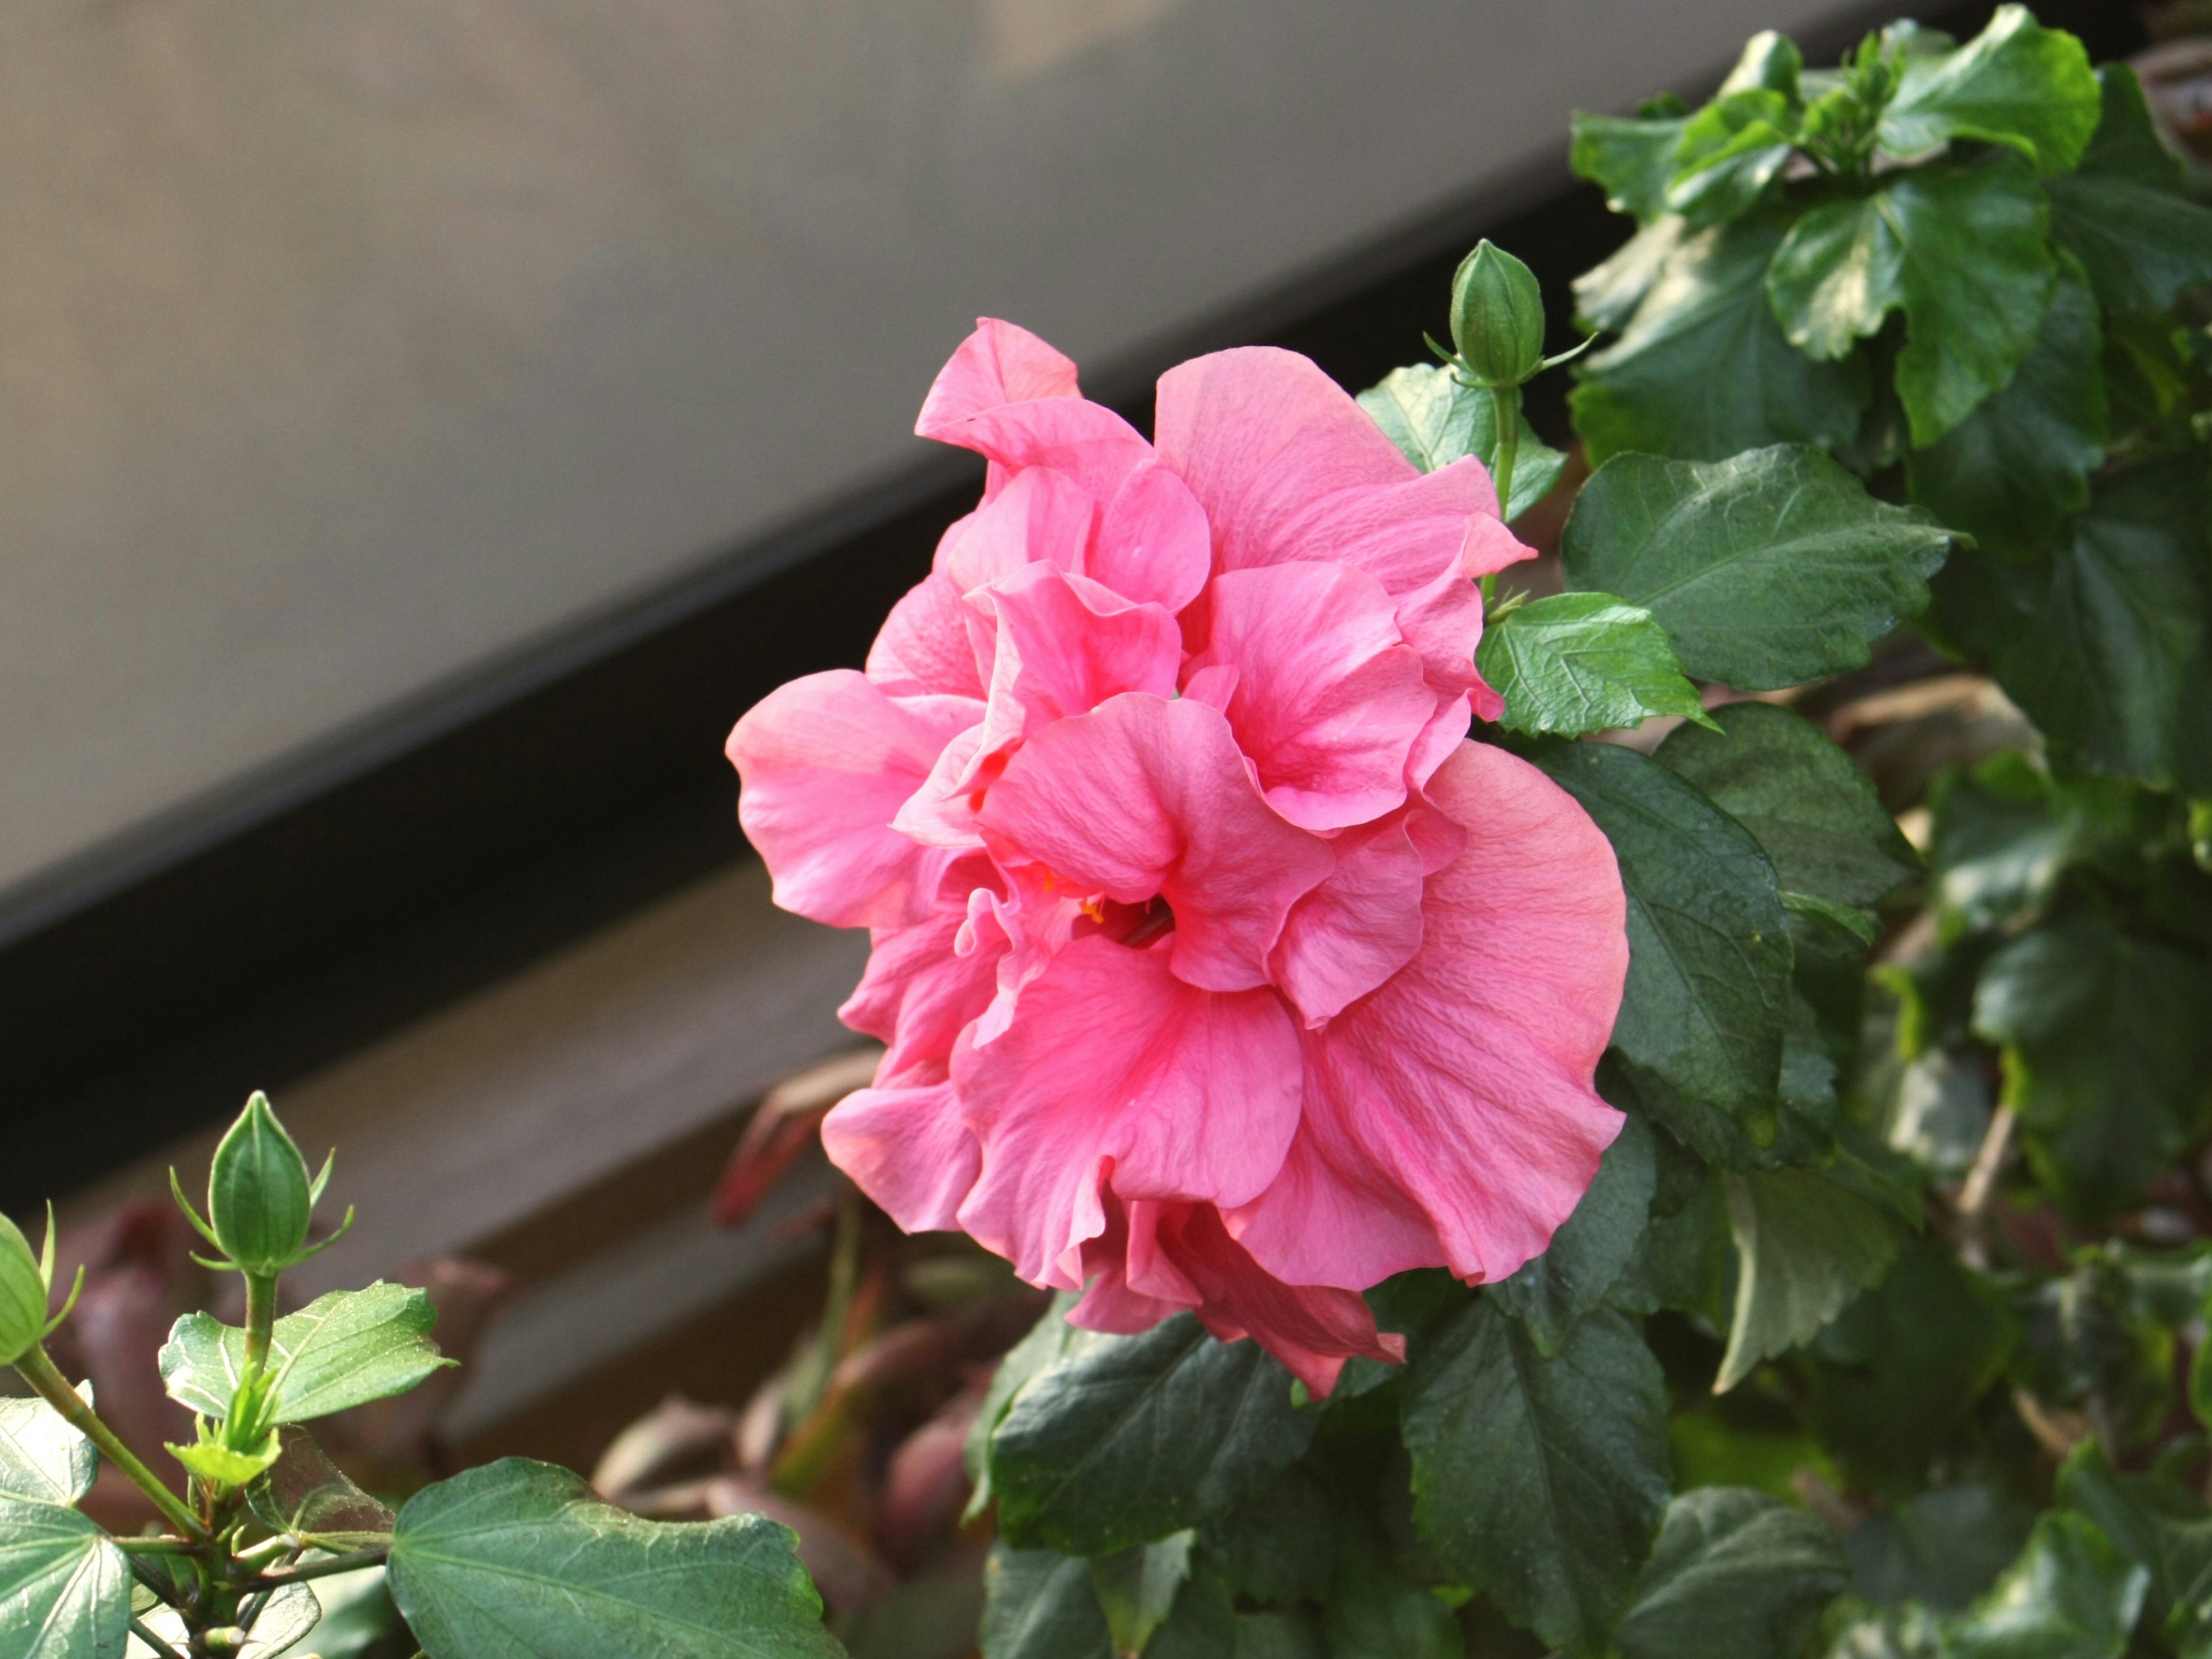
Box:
0, 0, 2156, 1650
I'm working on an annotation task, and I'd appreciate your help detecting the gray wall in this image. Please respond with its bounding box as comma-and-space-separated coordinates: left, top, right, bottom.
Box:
0, 0, 1865, 916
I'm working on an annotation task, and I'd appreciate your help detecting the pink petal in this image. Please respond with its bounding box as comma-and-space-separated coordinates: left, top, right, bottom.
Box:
822, 1076, 980, 1235
729, 673, 982, 929
938, 467, 1097, 598
950, 935, 1302, 1288
1270, 814, 1428, 1027
890, 724, 993, 852
840, 862, 1006, 1075
972, 565, 1184, 756
868, 572, 986, 699
915, 319, 1080, 438
978, 695, 1334, 994
1185, 562, 1434, 832
1090, 461, 1211, 614
1228, 740, 1629, 1289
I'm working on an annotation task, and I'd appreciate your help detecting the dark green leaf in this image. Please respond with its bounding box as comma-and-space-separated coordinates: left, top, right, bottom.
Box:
387, 1458, 841, 1659
1822, 1600, 1946, 1658
1715, 1168, 1903, 1392
987, 1315, 1315, 1556
1355, 366, 1565, 518
1493, 1115, 1657, 1354
1876, 6, 2100, 173
1972, 914, 2212, 1221
1323, 1551, 1464, 1659
1846, 1483, 2036, 1612
1202, 1469, 1338, 1606
0, 1387, 94, 1508
1667, 89, 1796, 225
1945, 1513, 2147, 1659
1925, 752, 2138, 935
1615, 1159, 1732, 1328
1403, 1301, 1669, 1658
2048, 66, 2212, 316
2056, 1442, 2212, 1635
1571, 222, 1869, 464
1950, 457, 2212, 795
1657, 702, 1920, 910
966, 1293, 1082, 1516
1571, 111, 1689, 224
248, 1427, 396, 1550
1562, 445, 1953, 690
160, 1283, 453, 1425
1475, 594, 1711, 737
1614, 1487, 1848, 1659
1906, 257, 2106, 558
1088, 1534, 1192, 1656
980, 1546, 1113, 1659
1233, 1611, 1325, 1659
1536, 744, 1792, 1164
0, 1499, 129, 1659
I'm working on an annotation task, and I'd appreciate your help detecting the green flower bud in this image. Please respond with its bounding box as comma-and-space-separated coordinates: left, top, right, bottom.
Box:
1449, 241, 1548, 388
207, 1093, 316, 1276
0, 1212, 51, 1366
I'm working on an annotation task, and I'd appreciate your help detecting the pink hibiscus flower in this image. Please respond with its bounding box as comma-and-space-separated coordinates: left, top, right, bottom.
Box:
728, 320, 1629, 1395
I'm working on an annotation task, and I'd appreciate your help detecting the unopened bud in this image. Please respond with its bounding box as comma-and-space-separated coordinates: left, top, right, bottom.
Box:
208, 1093, 316, 1276
0, 1213, 49, 1366
1449, 241, 1548, 388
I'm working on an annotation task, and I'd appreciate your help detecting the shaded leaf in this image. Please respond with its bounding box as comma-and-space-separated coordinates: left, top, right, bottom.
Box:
1562, 445, 1953, 690
0, 1387, 94, 1508
387, 1458, 842, 1659
1615, 1487, 1848, 1659
1202, 1468, 1339, 1607
1846, 1483, 2036, 1613
1945, 1513, 2147, 1659
1355, 366, 1565, 519
1537, 744, 1792, 1164
1493, 1115, 1657, 1354
1571, 105, 1689, 225
160, 1283, 453, 1426
1476, 595, 1710, 737
2056, 1442, 2212, 1637
1876, 6, 2100, 173
1715, 1168, 1903, 1392
979, 1545, 1112, 1659
1087, 1533, 1191, 1656
1925, 752, 2138, 935
249, 1427, 397, 1550
987, 1315, 1315, 1556
2047, 66, 2212, 316
0, 1498, 130, 1659
1403, 1301, 1669, 1658
966, 1293, 1083, 1517
1323, 1550, 1463, 1659
1667, 88, 1797, 225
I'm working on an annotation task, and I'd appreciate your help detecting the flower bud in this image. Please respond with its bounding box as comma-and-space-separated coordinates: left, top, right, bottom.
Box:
0, 1213, 50, 1366
207, 1093, 315, 1276
1449, 241, 1548, 388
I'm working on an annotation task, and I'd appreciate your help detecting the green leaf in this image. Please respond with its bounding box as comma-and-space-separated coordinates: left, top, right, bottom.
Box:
2047, 66, 2212, 317
1574, 216, 1693, 335
249, 1427, 397, 1550
1571, 222, 1870, 464
1613, 1487, 1848, 1659
1876, 5, 2101, 173
1563, 444, 1953, 691
159, 1283, 453, 1426
980, 1546, 1113, 1659
1822, 1600, 1946, 1658
1946, 457, 2212, 796
167, 1423, 282, 1491
1476, 595, 1710, 737
966, 1293, 1083, 1518
1355, 366, 1565, 518
1403, 1301, 1669, 1658
1667, 89, 1797, 225
1714, 1168, 1903, 1393
1086, 1534, 1191, 1656
986, 1314, 1316, 1556
1846, 1483, 2036, 1612
2057, 1442, 2212, 1635
1492, 1115, 1657, 1354
1571, 108, 1689, 224
387, 1458, 842, 1659
0, 1499, 130, 1659
1925, 752, 2136, 935
1763, 191, 1904, 362
1905, 257, 2106, 558
0, 1387, 94, 1508
1145, 1565, 1236, 1659
1657, 702, 1920, 910
1973, 914, 2212, 1221
1323, 1551, 1464, 1659
1537, 744, 1792, 1164
1946, 1513, 2148, 1659
1202, 1468, 1339, 1606
1894, 167, 2058, 446
1233, 1611, 1325, 1659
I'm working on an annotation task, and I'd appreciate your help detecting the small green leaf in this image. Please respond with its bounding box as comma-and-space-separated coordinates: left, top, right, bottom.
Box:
1086, 1533, 1191, 1656
1906, 257, 2106, 558
0, 1386, 95, 1507
2047, 66, 2212, 316
1946, 1513, 2148, 1659
249, 1427, 397, 1550
167, 1424, 282, 1491
1876, 5, 2101, 173
980, 1545, 1113, 1659
1972, 914, 2212, 1221
1537, 744, 1793, 1165
1657, 702, 1920, 911
1563, 445, 1953, 691
1356, 365, 1565, 518
1571, 107, 1689, 224
387, 1457, 842, 1659
1614, 1487, 1849, 1659
1571, 222, 1870, 464
1476, 594, 1710, 737
987, 1315, 1315, 1556
1715, 1168, 1904, 1393
1493, 1115, 1657, 1354
0, 1499, 130, 1659
1667, 89, 1797, 225
1323, 1550, 1464, 1659
159, 1283, 453, 1426
1404, 1301, 1669, 1658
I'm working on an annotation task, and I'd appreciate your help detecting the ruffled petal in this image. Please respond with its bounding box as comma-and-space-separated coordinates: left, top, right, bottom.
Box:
1185, 562, 1434, 832
1228, 740, 1630, 1288
951, 934, 1302, 1288
978, 694, 1334, 994
839, 860, 1006, 1074
729, 673, 982, 929
1090, 460, 1211, 615
938, 467, 1097, 598
915, 319, 1080, 438
972, 565, 1184, 756
822, 1075, 981, 1234
868, 571, 987, 699
1270, 813, 1427, 1027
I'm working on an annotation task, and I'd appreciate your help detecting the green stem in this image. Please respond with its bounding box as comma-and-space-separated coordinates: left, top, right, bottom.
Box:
242, 1272, 279, 1376
115, 1537, 202, 1556
12, 1346, 206, 1539
128, 1618, 186, 1659
246, 1547, 389, 1588
1488, 382, 1521, 525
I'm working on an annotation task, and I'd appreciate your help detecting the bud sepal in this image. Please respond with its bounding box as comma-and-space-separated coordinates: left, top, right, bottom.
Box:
172, 1093, 353, 1277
